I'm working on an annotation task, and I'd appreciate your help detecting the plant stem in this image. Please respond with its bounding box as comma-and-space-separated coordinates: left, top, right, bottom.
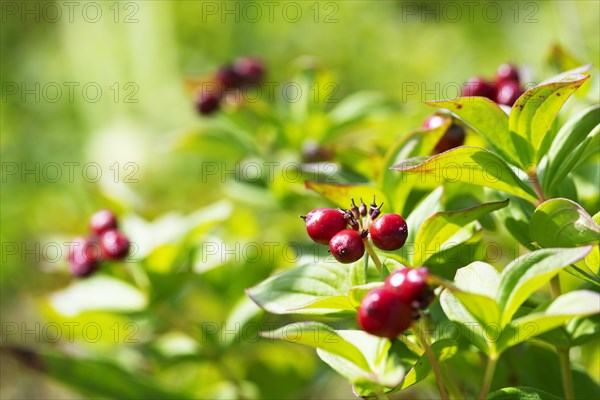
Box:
558, 347, 575, 400
440, 364, 463, 400
364, 241, 383, 272
528, 170, 546, 204
479, 355, 498, 400
414, 322, 448, 400
550, 276, 574, 400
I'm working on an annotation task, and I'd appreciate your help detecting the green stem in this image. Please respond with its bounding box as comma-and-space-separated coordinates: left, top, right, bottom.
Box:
440, 364, 464, 400
364, 241, 383, 272
528, 170, 546, 205
479, 355, 498, 400
550, 275, 574, 400
414, 322, 448, 400
558, 348, 575, 400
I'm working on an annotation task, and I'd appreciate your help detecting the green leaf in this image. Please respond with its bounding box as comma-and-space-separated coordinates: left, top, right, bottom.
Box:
348, 283, 383, 308
414, 199, 509, 266
391, 147, 537, 203
350, 258, 367, 287
246, 263, 354, 315
398, 186, 444, 264
496, 247, 593, 326
5, 346, 191, 399
543, 104, 600, 193
439, 262, 501, 353
395, 340, 462, 391
263, 322, 371, 372
326, 91, 397, 137
509, 69, 590, 166
316, 330, 405, 392
380, 123, 450, 213
490, 194, 536, 249
487, 386, 562, 400
426, 97, 518, 167
498, 290, 600, 351
305, 181, 389, 210
530, 198, 600, 247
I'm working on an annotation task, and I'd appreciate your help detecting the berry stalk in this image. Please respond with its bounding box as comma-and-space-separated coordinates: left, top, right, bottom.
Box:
364, 240, 383, 272
414, 321, 449, 400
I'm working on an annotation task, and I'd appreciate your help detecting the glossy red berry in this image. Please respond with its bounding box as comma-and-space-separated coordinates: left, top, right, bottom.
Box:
304, 208, 347, 245
99, 229, 130, 260
496, 80, 523, 106
385, 267, 434, 309
329, 229, 365, 264
196, 92, 220, 115
369, 214, 408, 251
215, 65, 243, 90
422, 113, 448, 130
462, 76, 496, 99
234, 57, 265, 85
496, 63, 520, 84
357, 288, 413, 339
68, 237, 101, 277
433, 124, 466, 154
89, 209, 117, 235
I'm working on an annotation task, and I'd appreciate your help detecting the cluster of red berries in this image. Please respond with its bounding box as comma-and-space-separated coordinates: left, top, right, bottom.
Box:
302, 199, 408, 264
461, 63, 525, 106
358, 267, 434, 339
195, 56, 265, 115
68, 210, 130, 277
422, 112, 466, 154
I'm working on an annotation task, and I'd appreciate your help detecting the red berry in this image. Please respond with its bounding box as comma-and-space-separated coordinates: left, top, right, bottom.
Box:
234, 57, 265, 85
462, 76, 496, 99
357, 288, 413, 339
196, 92, 220, 115
433, 124, 465, 154
329, 229, 365, 264
495, 63, 520, 84
68, 237, 101, 277
89, 209, 117, 235
215, 65, 243, 90
385, 267, 434, 309
99, 229, 130, 260
369, 214, 408, 251
422, 113, 448, 130
304, 208, 347, 245
495, 80, 523, 106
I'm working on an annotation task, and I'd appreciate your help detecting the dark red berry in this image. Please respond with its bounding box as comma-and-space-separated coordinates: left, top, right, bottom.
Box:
304, 208, 347, 245
433, 124, 466, 154
234, 57, 265, 85
357, 288, 413, 339
89, 209, 117, 235
196, 92, 220, 115
369, 214, 408, 251
68, 237, 101, 277
99, 229, 130, 260
385, 267, 434, 309
301, 140, 333, 163
422, 113, 448, 130
495, 80, 523, 106
215, 65, 243, 90
462, 76, 496, 99
329, 229, 365, 264
495, 63, 520, 84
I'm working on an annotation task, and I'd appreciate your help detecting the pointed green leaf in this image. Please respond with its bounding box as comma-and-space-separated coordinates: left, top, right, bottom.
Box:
426, 97, 518, 166
498, 291, 600, 351
348, 283, 383, 308
543, 104, 600, 193
487, 386, 562, 400
391, 147, 537, 202
246, 263, 354, 316
263, 322, 370, 372
530, 198, 600, 247
316, 330, 404, 392
497, 247, 593, 325
414, 199, 509, 266
509, 69, 590, 166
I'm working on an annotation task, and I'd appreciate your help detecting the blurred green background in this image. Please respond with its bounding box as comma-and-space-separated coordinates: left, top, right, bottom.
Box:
1, 0, 599, 398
